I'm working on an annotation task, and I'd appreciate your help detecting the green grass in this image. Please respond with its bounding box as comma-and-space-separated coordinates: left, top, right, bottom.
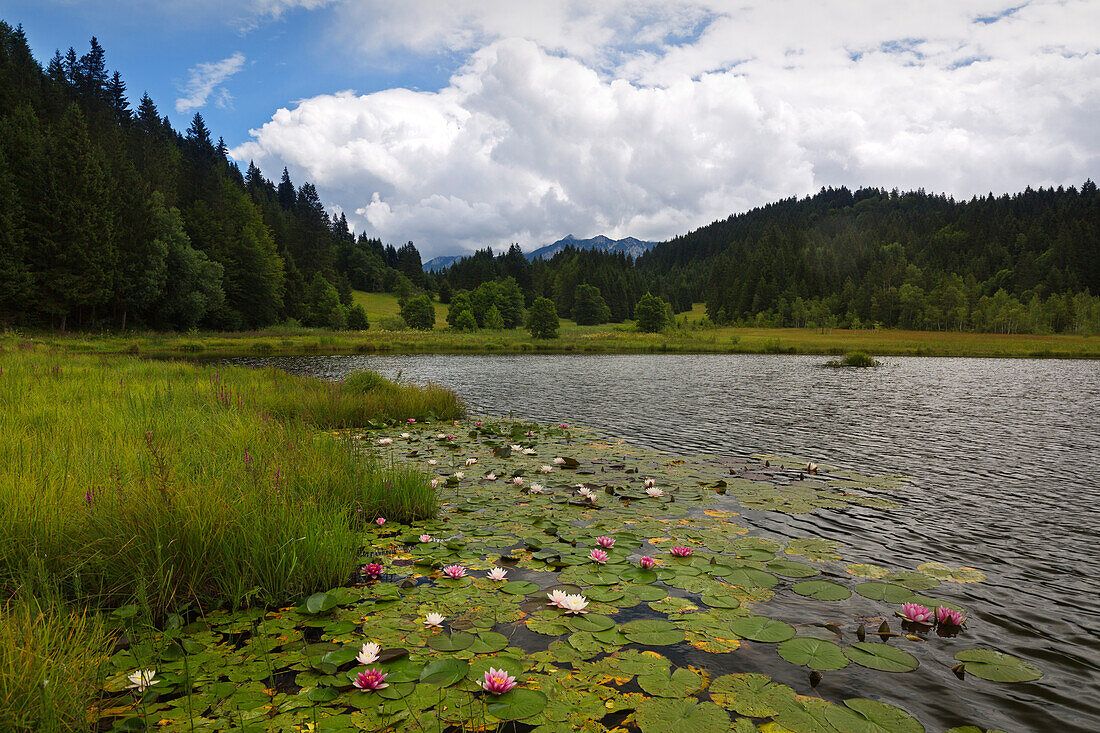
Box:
0, 597, 109, 733
0, 347, 461, 615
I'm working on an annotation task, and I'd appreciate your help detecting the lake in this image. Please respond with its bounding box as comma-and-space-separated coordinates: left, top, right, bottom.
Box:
229, 353, 1100, 731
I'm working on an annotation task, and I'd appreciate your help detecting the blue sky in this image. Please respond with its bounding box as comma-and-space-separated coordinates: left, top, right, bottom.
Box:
2, 1, 1097, 258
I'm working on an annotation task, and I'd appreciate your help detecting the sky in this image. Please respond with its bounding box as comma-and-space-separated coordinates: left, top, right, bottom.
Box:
3, 1, 1098, 259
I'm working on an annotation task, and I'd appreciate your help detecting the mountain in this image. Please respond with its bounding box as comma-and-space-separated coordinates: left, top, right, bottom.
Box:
423, 255, 462, 272
526, 234, 657, 261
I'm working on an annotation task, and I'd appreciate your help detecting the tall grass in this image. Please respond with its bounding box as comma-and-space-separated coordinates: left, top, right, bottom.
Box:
0, 597, 108, 732
0, 348, 457, 614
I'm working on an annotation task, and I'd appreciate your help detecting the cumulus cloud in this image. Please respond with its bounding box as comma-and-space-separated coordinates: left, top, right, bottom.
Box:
231, 1, 1100, 258
176, 52, 246, 114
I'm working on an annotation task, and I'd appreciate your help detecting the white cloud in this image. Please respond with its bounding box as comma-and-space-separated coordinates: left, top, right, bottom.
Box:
176, 53, 246, 114
231, 1, 1100, 258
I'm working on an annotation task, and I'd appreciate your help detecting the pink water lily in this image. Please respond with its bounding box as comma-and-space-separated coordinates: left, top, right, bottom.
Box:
442, 564, 467, 579
407, 418, 416, 423
639, 556, 657, 569
596, 536, 614, 548
481, 667, 517, 695
377, 438, 393, 446
669, 546, 693, 557
363, 562, 383, 578
352, 668, 388, 690
589, 548, 608, 564
900, 602, 935, 624
475, 421, 482, 426
935, 606, 966, 627
419, 534, 434, 543
375, 517, 386, 526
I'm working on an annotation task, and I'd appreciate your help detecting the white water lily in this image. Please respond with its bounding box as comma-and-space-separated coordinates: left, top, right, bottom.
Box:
643, 478, 656, 488
429, 479, 439, 488
378, 438, 393, 446
529, 483, 545, 493
427, 459, 437, 465
646, 487, 664, 498
486, 567, 508, 581
484, 472, 497, 480
454, 472, 464, 479
424, 612, 445, 628
357, 641, 381, 665
436, 433, 447, 439
465, 458, 478, 466
553, 457, 565, 465
510, 444, 523, 451
400, 432, 411, 439
577, 487, 595, 499
546, 589, 570, 608
126, 669, 159, 692
540, 465, 553, 473
512, 477, 524, 486
560, 594, 589, 614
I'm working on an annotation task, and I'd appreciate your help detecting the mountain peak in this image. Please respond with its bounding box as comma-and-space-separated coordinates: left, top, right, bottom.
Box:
526, 234, 658, 261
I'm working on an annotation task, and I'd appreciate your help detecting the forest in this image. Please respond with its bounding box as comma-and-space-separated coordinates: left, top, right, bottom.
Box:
1, 21, 1098, 336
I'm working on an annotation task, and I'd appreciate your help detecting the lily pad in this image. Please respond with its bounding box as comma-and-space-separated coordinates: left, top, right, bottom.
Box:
824, 698, 925, 733
724, 568, 779, 589
707, 674, 783, 717
635, 698, 730, 733
487, 688, 548, 721
854, 582, 914, 603
621, 619, 686, 646
418, 659, 469, 686
638, 667, 705, 697
426, 631, 475, 652
791, 580, 851, 601
844, 642, 919, 672
729, 616, 796, 643
469, 632, 509, 654
954, 649, 1043, 682
777, 638, 849, 670
766, 559, 820, 578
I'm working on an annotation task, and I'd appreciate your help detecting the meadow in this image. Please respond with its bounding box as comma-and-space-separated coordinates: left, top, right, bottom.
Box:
9, 297, 1098, 360
0, 345, 462, 731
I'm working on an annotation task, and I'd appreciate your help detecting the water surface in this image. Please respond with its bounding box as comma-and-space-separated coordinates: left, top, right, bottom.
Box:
229, 353, 1100, 731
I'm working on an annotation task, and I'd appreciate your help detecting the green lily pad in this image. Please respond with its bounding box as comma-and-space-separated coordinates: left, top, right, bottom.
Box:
500, 580, 540, 595
638, 667, 705, 697
724, 568, 779, 589
767, 559, 820, 578
844, 642, 919, 672
303, 592, 338, 615
418, 659, 469, 686
427, 631, 475, 652
708, 673, 792, 717
469, 632, 509, 654
487, 688, 548, 721
700, 592, 741, 609
635, 698, 730, 733
621, 568, 658, 583
954, 649, 1043, 682
729, 616, 796, 643
854, 582, 914, 603
824, 698, 925, 733
778, 637, 849, 670
791, 580, 851, 601
621, 619, 686, 646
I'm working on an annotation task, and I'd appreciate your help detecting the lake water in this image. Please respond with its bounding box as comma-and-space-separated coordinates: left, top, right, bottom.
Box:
229, 353, 1100, 731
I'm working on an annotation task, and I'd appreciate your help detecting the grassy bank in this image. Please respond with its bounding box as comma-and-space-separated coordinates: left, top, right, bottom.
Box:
12, 320, 1097, 359
0, 346, 462, 730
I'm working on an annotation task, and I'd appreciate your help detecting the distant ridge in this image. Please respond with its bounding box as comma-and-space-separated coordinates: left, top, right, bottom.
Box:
422, 255, 462, 272
525, 234, 657, 261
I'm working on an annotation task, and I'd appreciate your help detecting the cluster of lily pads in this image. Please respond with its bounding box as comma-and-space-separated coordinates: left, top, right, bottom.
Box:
100, 419, 1041, 732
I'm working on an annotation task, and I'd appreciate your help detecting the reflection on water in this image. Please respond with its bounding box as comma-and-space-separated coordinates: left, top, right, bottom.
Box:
228, 353, 1100, 731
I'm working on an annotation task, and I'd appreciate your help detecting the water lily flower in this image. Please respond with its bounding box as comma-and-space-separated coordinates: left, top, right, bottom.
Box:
353, 668, 388, 690
560, 423, 569, 428
378, 438, 393, 446
669, 546, 693, 557
400, 432, 411, 439
375, 517, 386, 526
529, 483, 546, 494
454, 472, 464, 479
465, 458, 478, 466
646, 487, 664, 498
453, 420, 460, 425
589, 548, 608, 564
639, 556, 657, 569
900, 602, 934, 624
424, 612, 445, 628
481, 667, 518, 695
546, 589, 570, 608
522, 448, 537, 455
553, 457, 565, 465
512, 477, 524, 486
486, 567, 508, 581
644, 478, 656, 488
807, 462, 819, 474
363, 562, 383, 578
445, 435, 456, 440
510, 444, 523, 451
525, 431, 535, 436
408, 418, 416, 424
596, 536, 615, 549
126, 669, 159, 692
475, 421, 483, 426
437, 433, 447, 439
485, 472, 498, 481
419, 534, 434, 543
357, 641, 381, 665
560, 594, 589, 614
540, 465, 553, 473
935, 606, 966, 627
577, 487, 595, 499
442, 564, 467, 579
427, 458, 438, 465
429, 479, 439, 488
